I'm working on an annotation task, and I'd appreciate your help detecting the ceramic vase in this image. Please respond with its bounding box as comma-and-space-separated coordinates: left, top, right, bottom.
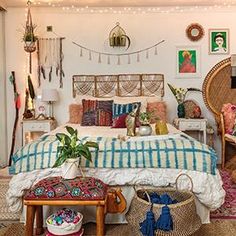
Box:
139, 125, 152, 136
177, 103, 185, 118
61, 157, 80, 179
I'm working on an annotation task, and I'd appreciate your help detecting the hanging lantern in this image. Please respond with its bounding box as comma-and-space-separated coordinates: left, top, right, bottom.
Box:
109, 22, 131, 49
23, 1, 37, 53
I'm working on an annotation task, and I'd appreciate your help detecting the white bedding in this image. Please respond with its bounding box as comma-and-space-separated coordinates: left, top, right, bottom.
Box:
7, 123, 225, 224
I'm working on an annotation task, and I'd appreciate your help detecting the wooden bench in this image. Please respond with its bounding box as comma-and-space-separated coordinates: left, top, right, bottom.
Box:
24, 176, 126, 236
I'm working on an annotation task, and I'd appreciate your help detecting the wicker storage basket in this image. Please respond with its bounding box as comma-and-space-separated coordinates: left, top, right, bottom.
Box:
126, 174, 201, 236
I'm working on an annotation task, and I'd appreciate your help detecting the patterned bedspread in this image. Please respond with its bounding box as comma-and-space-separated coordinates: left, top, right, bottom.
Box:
9, 134, 217, 175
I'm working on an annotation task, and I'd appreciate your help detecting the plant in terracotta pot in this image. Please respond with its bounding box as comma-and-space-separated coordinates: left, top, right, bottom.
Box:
138, 111, 153, 136
53, 126, 98, 179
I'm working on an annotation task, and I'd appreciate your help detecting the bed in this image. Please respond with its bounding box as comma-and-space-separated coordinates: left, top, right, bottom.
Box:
7, 74, 225, 225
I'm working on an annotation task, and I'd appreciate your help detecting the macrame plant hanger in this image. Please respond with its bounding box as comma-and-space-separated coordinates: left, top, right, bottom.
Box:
24, 0, 37, 74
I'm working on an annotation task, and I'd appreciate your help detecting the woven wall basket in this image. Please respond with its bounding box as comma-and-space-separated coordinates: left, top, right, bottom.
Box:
126, 174, 201, 236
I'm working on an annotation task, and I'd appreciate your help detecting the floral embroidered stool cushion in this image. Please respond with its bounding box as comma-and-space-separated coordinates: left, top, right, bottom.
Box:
24, 176, 109, 236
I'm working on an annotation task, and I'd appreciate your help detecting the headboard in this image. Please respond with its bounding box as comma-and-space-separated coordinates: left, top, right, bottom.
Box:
72, 74, 164, 98
202, 57, 236, 125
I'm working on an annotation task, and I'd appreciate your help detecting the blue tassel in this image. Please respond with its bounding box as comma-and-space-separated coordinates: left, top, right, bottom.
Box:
139, 205, 157, 236
149, 192, 161, 204
156, 205, 173, 231
160, 193, 177, 205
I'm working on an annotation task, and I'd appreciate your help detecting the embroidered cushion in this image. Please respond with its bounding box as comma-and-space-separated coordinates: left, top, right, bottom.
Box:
146, 101, 167, 123
96, 100, 113, 126
81, 99, 97, 126
24, 176, 107, 200
68, 104, 83, 124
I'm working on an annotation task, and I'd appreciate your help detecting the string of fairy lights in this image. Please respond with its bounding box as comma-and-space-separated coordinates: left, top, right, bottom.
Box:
24, 1, 236, 14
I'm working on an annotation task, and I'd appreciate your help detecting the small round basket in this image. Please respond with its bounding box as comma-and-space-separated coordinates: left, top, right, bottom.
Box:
126, 174, 201, 236
46, 212, 83, 236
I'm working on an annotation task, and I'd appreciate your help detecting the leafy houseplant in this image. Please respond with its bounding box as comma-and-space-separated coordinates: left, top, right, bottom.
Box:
138, 111, 154, 136
53, 126, 98, 178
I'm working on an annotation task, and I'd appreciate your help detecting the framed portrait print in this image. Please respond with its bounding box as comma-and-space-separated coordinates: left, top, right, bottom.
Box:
209, 29, 229, 55
176, 46, 201, 78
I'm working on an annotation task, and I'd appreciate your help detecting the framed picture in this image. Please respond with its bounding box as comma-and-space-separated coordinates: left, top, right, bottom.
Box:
209, 29, 229, 54
176, 46, 201, 78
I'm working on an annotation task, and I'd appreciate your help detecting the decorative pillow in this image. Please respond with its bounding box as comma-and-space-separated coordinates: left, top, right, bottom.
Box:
222, 103, 236, 134
112, 102, 141, 118
112, 113, 128, 128
81, 99, 97, 126
112, 102, 141, 128
146, 101, 167, 123
68, 104, 83, 124
96, 100, 113, 126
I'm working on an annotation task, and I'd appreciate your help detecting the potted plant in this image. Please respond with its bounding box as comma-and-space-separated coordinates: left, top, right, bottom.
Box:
53, 126, 98, 179
138, 111, 153, 136
23, 25, 38, 53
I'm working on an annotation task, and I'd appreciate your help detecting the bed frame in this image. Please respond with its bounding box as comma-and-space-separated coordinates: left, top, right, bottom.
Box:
72, 74, 164, 98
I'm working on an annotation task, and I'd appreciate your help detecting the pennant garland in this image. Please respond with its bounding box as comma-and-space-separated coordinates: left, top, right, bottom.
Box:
72, 39, 165, 65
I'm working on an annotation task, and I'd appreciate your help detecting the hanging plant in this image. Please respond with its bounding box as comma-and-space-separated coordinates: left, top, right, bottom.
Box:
23, 1, 37, 53
23, 1, 38, 73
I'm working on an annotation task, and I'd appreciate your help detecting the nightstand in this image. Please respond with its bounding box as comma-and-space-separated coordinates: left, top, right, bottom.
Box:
22, 119, 57, 145
173, 118, 207, 144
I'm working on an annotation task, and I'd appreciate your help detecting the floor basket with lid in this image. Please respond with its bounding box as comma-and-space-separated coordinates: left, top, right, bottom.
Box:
126, 174, 201, 236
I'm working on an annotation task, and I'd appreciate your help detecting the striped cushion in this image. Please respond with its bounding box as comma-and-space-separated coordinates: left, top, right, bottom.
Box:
112, 102, 141, 118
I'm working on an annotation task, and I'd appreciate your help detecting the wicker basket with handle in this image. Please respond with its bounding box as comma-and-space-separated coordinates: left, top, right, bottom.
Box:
126, 174, 201, 236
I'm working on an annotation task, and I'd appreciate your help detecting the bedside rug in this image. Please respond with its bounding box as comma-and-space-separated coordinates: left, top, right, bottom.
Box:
211, 170, 236, 219
0, 177, 20, 221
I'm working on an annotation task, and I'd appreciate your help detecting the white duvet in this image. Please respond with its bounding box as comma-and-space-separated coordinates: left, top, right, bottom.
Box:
6, 123, 225, 220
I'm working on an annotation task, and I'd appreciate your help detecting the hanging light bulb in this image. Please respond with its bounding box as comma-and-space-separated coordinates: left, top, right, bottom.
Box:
80, 48, 83, 57
89, 50, 92, 60
146, 50, 149, 59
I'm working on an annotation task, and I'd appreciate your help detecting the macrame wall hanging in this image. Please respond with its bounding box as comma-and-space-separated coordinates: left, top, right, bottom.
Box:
23, 1, 37, 74
37, 37, 65, 88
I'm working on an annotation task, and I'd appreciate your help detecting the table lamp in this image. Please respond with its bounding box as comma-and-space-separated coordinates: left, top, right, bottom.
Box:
41, 89, 59, 120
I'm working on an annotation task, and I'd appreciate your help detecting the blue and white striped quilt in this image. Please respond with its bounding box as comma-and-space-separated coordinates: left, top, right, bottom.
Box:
9, 134, 217, 175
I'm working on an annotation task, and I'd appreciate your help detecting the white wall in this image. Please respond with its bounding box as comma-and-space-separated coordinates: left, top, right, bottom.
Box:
5, 7, 236, 163
0, 11, 7, 166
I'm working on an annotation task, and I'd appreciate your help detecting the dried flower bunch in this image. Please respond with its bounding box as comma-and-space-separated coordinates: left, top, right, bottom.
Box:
167, 83, 202, 104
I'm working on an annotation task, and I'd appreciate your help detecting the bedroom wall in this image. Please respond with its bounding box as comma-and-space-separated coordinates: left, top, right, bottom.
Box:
0, 11, 7, 167
4, 7, 236, 163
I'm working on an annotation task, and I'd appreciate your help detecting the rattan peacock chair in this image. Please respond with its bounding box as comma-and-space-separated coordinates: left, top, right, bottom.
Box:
202, 57, 236, 168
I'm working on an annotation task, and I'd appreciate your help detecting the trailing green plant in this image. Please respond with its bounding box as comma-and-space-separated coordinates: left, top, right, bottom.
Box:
53, 126, 99, 168
23, 33, 37, 42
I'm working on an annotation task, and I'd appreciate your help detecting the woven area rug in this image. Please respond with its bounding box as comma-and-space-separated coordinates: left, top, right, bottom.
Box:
0, 220, 236, 236
0, 176, 20, 221
211, 170, 236, 219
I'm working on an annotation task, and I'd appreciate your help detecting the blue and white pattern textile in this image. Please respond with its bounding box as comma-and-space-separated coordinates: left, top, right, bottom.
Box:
112, 102, 141, 118
9, 134, 217, 175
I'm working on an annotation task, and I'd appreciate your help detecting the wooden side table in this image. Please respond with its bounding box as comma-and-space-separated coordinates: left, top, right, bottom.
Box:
22, 119, 57, 145
173, 118, 208, 144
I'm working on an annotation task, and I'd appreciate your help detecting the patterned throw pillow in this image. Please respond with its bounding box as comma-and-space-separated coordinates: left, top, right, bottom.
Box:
112, 102, 141, 128
146, 101, 167, 123
81, 99, 97, 126
68, 104, 83, 124
96, 100, 113, 126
